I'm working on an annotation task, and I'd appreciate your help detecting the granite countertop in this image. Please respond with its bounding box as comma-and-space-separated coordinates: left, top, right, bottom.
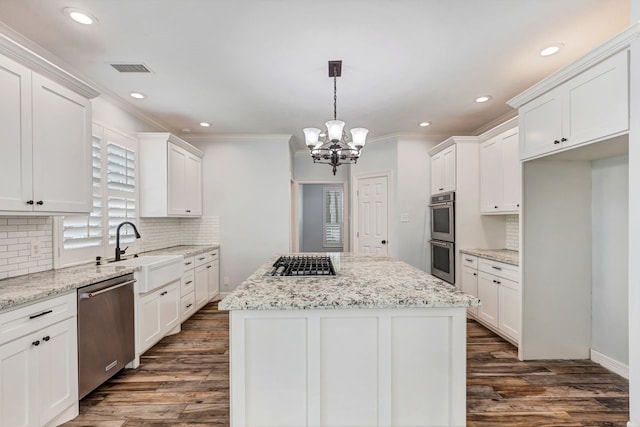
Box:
459, 248, 519, 266
219, 253, 480, 311
0, 244, 219, 312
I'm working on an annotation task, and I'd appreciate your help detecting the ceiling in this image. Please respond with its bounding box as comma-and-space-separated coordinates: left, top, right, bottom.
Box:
0, 0, 630, 146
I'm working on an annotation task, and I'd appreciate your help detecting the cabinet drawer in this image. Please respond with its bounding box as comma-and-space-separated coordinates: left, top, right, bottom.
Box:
208, 249, 219, 262
461, 254, 478, 269
181, 270, 195, 297
478, 259, 519, 282
194, 253, 208, 268
183, 256, 195, 270
181, 292, 196, 322
0, 292, 76, 345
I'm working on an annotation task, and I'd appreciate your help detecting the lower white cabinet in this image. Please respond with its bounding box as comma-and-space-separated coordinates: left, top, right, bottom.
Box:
138, 281, 180, 354
194, 264, 209, 310
461, 254, 520, 343
0, 293, 78, 427
180, 249, 220, 322
207, 249, 220, 300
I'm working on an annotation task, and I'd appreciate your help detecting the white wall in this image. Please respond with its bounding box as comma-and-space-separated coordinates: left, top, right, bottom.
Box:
396, 138, 439, 272
301, 184, 325, 252
92, 96, 161, 136
193, 137, 292, 291
591, 155, 629, 365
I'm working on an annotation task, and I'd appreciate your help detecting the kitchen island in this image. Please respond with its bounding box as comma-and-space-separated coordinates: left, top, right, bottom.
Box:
220, 254, 480, 427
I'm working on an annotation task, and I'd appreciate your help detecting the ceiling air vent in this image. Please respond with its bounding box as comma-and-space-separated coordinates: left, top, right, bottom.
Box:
110, 63, 152, 73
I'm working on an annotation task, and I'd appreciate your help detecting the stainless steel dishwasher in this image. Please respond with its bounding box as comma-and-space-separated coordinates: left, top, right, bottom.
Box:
77, 273, 135, 398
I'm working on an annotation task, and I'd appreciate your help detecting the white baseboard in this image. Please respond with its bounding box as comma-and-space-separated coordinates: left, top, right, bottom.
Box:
590, 349, 629, 379
627, 421, 638, 427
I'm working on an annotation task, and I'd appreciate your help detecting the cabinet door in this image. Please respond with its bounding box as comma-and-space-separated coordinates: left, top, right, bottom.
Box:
159, 282, 180, 332
38, 318, 78, 426
564, 50, 628, 149
498, 278, 520, 342
0, 332, 38, 427
138, 291, 162, 353
430, 152, 443, 194
32, 73, 91, 213
194, 265, 209, 309
519, 89, 563, 160
480, 137, 502, 213
0, 55, 32, 212
185, 153, 202, 216
167, 143, 188, 216
477, 272, 499, 328
500, 129, 520, 212
441, 145, 456, 192
207, 260, 220, 300
461, 266, 478, 317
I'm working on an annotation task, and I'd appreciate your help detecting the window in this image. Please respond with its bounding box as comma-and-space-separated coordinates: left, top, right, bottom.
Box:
55, 124, 139, 267
323, 187, 343, 248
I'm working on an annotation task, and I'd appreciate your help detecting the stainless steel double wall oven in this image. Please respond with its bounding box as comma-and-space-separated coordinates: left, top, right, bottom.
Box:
430, 191, 455, 283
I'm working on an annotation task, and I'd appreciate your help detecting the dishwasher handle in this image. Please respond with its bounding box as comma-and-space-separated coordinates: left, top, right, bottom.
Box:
79, 279, 136, 300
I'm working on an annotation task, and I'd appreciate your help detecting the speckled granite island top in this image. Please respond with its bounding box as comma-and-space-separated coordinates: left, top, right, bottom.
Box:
0, 244, 219, 312
219, 253, 480, 310
459, 248, 519, 266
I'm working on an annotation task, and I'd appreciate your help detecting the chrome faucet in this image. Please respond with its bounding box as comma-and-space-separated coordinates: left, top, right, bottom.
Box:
115, 221, 141, 261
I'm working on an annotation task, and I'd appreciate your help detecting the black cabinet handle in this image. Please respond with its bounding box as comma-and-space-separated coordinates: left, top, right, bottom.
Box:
198, 257, 206, 261
160, 291, 168, 296
29, 310, 52, 319
186, 303, 193, 309
32, 340, 40, 347
26, 200, 34, 205
36, 201, 43, 205
553, 140, 560, 145
186, 209, 191, 213
185, 262, 192, 266
438, 187, 444, 191
207, 265, 212, 269
561, 137, 567, 142
42, 336, 50, 342
491, 266, 502, 271
186, 280, 193, 285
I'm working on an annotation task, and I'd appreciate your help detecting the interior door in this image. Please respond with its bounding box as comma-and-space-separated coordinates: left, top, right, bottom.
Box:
357, 175, 388, 255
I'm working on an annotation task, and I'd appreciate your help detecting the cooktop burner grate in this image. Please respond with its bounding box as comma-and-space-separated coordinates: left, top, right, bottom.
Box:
268, 255, 336, 277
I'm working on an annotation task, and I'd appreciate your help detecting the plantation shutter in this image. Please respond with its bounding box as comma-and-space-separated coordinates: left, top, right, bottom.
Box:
106, 142, 137, 245
323, 187, 343, 248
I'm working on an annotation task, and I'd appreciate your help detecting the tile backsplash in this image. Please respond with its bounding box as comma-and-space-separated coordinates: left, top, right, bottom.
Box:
505, 214, 519, 251
0, 217, 53, 280
140, 216, 220, 252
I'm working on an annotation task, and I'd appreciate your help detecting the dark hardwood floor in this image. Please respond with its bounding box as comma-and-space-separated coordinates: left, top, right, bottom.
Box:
63, 302, 629, 426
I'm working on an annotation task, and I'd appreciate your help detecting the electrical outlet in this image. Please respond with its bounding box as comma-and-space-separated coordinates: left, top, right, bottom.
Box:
30, 240, 40, 258
400, 212, 409, 222
223, 276, 229, 286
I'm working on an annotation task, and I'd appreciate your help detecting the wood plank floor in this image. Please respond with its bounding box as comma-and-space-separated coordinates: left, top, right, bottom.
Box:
63, 302, 629, 426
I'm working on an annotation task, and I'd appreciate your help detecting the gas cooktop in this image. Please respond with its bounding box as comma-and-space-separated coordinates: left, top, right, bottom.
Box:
265, 255, 337, 277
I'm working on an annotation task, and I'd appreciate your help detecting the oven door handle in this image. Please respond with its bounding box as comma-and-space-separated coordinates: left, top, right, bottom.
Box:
429, 202, 453, 208
79, 279, 136, 300
430, 240, 453, 248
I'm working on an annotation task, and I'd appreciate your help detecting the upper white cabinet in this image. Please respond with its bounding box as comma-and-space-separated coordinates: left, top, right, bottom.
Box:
138, 133, 204, 217
0, 53, 93, 214
518, 50, 628, 160
430, 144, 456, 194
480, 128, 520, 214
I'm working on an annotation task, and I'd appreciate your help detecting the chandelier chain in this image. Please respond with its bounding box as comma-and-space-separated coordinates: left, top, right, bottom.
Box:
333, 71, 337, 120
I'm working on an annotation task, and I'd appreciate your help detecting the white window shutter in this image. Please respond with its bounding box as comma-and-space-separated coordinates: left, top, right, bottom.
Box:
323, 187, 343, 248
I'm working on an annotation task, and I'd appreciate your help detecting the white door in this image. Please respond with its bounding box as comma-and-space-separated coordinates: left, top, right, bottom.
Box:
194, 265, 209, 309
498, 278, 521, 342
500, 129, 520, 212
168, 143, 188, 215
357, 176, 388, 255
480, 137, 502, 213
461, 266, 479, 317
159, 282, 180, 332
441, 145, 456, 192
0, 331, 39, 427
519, 89, 563, 160
477, 272, 499, 328
430, 153, 443, 194
138, 291, 162, 353
185, 153, 202, 216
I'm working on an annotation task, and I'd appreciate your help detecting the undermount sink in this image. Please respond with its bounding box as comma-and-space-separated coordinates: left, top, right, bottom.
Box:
117, 255, 184, 293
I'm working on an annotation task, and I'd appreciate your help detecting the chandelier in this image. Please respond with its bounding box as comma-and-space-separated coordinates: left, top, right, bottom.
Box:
304, 60, 368, 175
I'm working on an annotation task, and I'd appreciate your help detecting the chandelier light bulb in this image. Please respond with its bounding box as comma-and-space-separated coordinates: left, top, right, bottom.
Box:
325, 120, 345, 142
350, 128, 369, 148
303, 128, 321, 148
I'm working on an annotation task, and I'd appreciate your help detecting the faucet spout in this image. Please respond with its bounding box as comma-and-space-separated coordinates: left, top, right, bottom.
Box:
115, 221, 141, 261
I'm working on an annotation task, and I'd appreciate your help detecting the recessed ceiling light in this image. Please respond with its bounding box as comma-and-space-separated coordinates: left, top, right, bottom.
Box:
63, 8, 97, 25
200, 122, 211, 127
475, 95, 492, 103
540, 44, 564, 57
419, 122, 431, 127
181, 128, 192, 133
129, 92, 145, 99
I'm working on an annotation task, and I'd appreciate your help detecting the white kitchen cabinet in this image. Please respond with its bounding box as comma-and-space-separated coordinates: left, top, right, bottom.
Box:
477, 272, 499, 329
498, 277, 521, 341
138, 280, 181, 354
138, 133, 203, 217
0, 293, 78, 427
430, 145, 456, 194
207, 249, 220, 300
461, 264, 478, 317
0, 54, 92, 214
480, 128, 520, 214
194, 264, 209, 310
519, 50, 628, 160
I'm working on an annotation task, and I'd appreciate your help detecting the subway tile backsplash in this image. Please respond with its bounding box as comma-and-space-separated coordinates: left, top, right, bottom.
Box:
140, 216, 220, 252
505, 214, 519, 251
0, 217, 53, 280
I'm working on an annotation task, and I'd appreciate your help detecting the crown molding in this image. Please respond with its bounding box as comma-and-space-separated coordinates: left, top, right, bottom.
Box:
182, 134, 294, 144
137, 132, 204, 157
0, 23, 99, 98
472, 111, 518, 138
476, 115, 519, 142
428, 135, 479, 156
508, 22, 640, 108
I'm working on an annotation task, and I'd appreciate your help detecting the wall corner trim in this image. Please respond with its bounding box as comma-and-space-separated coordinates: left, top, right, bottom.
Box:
591, 348, 630, 379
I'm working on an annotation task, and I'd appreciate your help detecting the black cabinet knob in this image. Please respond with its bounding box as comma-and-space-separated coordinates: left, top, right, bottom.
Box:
553, 140, 560, 144
32, 340, 40, 347
42, 336, 50, 342
26, 200, 34, 205
473, 273, 477, 276
381, 240, 387, 245
561, 137, 567, 142
36, 201, 44, 205
160, 291, 168, 296
494, 205, 498, 209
